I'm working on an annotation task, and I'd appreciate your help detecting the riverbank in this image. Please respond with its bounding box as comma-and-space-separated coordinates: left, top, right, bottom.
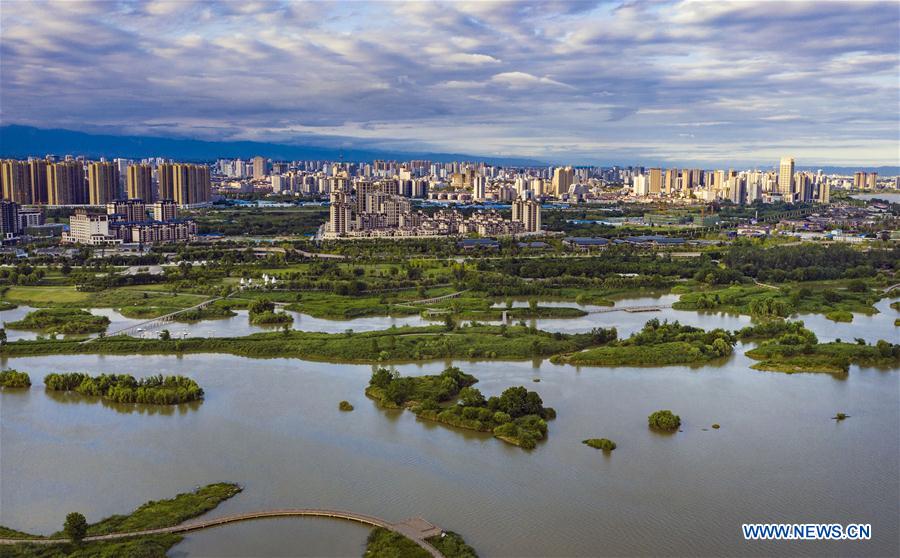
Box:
0, 324, 605, 363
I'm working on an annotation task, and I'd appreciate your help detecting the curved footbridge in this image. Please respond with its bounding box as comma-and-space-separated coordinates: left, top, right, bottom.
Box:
0, 509, 446, 557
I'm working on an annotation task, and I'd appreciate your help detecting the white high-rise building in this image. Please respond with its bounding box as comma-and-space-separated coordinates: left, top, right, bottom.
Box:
778, 157, 795, 199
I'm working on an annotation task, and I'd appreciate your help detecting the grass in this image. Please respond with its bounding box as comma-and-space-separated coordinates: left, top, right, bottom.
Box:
746, 341, 900, 374
0, 369, 31, 388
0, 483, 241, 557
0, 324, 602, 363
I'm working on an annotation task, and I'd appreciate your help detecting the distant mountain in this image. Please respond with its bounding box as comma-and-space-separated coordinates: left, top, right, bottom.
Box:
0, 125, 546, 166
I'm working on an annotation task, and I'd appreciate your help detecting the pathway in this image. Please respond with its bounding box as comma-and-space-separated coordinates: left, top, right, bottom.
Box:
0, 509, 444, 557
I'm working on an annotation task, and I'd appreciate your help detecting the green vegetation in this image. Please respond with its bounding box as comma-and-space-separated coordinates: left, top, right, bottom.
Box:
0, 300, 17, 310
582, 438, 616, 451
0, 369, 31, 388
825, 310, 853, 323
746, 339, 900, 374
248, 298, 293, 325
0, 324, 608, 363
339, 400, 354, 411
44, 373, 204, 405
740, 320, 899, 374
6, 308, 109, 335
62, 514, 86, 543
712, 423, 720, 429
553, 319, 732, 366
675, 283, 879, 318
364, 527, 477, 558
833, 413, 849, 421
648, 410, 681, 432
0, 483, 241, 558
367, 367, 556, 449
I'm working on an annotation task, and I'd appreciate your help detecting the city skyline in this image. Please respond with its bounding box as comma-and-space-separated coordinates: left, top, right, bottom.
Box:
1, 1, 898, 166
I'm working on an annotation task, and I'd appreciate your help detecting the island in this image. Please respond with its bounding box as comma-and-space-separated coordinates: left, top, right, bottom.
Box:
0, 369, 30, 388
6, 308, 110, 335
551, 319, 733, 366
44, 373, 204, 405
0, 483, 241, 557
582, 438, 616, 451
366, 366, 556, 449
648, 410, 681, 432
365, 527, 478, 558
739, 320, 900, 374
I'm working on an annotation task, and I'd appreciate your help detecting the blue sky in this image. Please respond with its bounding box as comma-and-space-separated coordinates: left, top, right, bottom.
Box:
1, 0, 898, 166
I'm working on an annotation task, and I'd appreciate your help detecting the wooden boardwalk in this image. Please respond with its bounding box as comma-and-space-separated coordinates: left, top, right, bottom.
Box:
0, 509, 444, 557
589, 304, 671, 314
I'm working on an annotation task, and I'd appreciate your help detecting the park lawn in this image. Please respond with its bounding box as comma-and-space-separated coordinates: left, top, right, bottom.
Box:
2, 286, 92, 305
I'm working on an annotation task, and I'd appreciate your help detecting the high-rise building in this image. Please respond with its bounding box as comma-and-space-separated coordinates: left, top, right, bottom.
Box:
28, 159, 48, 204
106, 199, 147, 222
158, 163, 210, 206
88, 161, 119, 205
48, 161, 87, 205
867, 172, 877, 190
648, 168, 663, 194
252, 156, 268, 179
328, 191, 353, 235
511, 198, 541, 232
663, 169, 677, 194
853, 171, 867, 189
127, 163, 154, 201
778, 157, 795, 198
551, 166, 574, 197
151, 200, 178, 222
1, 160, 31, 204
0, 200, 21, 239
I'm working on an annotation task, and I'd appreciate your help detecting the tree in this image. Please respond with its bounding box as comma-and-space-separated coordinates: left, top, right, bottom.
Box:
160, 329, 171, 341
64, 512, 88, 543
648, 410, 681, 431
458, 386, 485, 407
0, 327, 6, 345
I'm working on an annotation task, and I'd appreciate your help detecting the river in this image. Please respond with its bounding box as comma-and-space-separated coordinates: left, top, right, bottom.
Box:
1, 302, 898, 557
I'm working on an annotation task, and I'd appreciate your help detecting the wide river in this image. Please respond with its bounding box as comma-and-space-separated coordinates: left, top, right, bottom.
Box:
1, 297, 898, 557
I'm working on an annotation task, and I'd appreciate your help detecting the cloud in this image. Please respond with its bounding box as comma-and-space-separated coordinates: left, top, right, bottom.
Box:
0, 0, 897, 165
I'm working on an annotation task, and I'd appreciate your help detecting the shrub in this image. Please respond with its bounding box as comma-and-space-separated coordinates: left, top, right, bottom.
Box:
582, 438, 616, 451
0, 369, 31, 388
648, 410, 681, 431
338, 400, 354, 411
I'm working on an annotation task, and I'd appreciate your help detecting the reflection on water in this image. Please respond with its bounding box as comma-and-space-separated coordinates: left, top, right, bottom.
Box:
43, 389, 203, 415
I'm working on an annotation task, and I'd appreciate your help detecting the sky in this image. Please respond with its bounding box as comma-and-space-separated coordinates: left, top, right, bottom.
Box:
1, 0, 898, 166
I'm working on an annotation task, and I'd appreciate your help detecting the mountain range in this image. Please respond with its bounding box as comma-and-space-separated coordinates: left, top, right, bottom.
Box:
0, 125, 897, 175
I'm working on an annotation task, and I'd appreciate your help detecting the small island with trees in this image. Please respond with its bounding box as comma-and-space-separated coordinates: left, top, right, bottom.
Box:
366, 366, 556, 449
6, 308, 110, 335
44, 373, 204, 405
582, 438, 616, 451
0, 369, 31, 388
648, 410, 681, 432
552, 319, 733, 367
738, 320, 900, 374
